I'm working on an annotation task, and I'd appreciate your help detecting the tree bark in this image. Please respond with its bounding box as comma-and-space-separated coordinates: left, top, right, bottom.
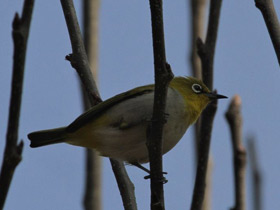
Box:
225, 95, 246, 210
147, 1, 174, 210
0, 0, 34, 209
82, 0, 102, 209
60, 1, 137, 210
188, 1, 212, 209
255, 0, 280, 66
190, 0, 223, 209
247, 137, 262, 210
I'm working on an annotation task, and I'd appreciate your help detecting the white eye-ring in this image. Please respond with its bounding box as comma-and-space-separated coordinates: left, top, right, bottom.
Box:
192, 84, 202, 93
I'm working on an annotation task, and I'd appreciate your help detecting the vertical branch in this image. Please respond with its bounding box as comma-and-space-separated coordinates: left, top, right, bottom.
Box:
60, 1, 137, 210
198, 0, 222, 90
255, 0, 280, 66
202, 158, 213, 210
82, 0, 102, 209
83, 147, 102, 210
83, 0, 100, 81
190, 100, 217, 210
225, 95, 246, 210
0, 0, 34, 209
147, 0, 174, 210
189, 0, 207, 163
189, 0, 206, 162
188, 1, 212, 209
190, 0, 223, 209
189, 0, 207, 79
247, 137, 262, 210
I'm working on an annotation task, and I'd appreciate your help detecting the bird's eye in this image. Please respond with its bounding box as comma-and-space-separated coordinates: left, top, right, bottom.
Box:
192, 84, 202, 93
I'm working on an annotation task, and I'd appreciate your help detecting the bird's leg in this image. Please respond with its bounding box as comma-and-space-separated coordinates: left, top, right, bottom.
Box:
130, 162, 151, 174
130, 162, 168, 184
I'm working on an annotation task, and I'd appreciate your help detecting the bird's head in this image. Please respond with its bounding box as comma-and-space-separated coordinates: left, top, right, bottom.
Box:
170, 76, 227, 116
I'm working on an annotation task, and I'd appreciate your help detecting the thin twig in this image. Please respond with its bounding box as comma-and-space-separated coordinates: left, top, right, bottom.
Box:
189, 0, 207, 163
255, 0, 280, 66
110, 159, 138, 210
197, 0, 223, 90
189, 0, 206, 79
60, 1, 137, 209
147, 1, 174, 210
190, 0, 223, 209
83, 148, 102, 210
61, 0, 101, 104
190, 100, 218, 210
0, 0, 34, 209
247, 137, 262, 210
225, 95, 246, 210
82, 0, 102, 209
188, 1, 212, 209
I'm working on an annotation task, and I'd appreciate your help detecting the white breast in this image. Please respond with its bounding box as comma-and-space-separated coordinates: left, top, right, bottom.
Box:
89, 87, 190, 163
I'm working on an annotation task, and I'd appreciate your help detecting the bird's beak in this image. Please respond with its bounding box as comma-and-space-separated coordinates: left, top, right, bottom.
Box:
204, 92, 228, 100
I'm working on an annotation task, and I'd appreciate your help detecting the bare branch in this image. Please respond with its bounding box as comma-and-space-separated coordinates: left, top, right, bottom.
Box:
61, 0, 101, 105
60, 1, 137, 209
188, 1, 212, 209
110, 159, 137, 210
83, 0, 100, 80
0, 0, 34, 209
147, 1, 174, 209
255, 0, 280, 66
189, 0, 207, 161
189, 0, 206, 162
247, 137, 263, 210
83, 147, 102, 210
225, 95, 246, 210
202, 157, 213, 210
190, 99, 218, 210
189, 0, 207, 79
82, 0, 102, 209
190, 0, 223, 209
197, 0, 223, 90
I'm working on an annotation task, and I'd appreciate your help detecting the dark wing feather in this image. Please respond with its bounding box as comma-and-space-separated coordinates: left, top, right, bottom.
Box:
66, 85, 154, 133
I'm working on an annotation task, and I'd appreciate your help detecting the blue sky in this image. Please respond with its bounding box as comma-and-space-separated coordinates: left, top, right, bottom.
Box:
1, 0, 280, 209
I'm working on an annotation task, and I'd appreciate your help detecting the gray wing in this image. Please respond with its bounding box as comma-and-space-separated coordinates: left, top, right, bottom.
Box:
66, 86, 154, 133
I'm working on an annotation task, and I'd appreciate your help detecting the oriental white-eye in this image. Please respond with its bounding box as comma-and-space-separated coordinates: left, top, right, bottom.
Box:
28, 77, 227, 165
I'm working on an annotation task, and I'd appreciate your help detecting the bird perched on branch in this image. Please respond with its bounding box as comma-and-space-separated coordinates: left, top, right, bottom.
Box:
28, 77, 226, 168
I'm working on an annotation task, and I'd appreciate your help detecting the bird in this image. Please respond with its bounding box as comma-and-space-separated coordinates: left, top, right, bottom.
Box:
28, 76, 227, 169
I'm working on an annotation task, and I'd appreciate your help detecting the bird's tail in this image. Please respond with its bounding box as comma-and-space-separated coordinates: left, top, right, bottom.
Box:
28, 127, 67, 148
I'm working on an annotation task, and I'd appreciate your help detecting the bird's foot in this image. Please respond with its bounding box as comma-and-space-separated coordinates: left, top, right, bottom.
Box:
130, 162, 168, 184
144, 174, 168, 184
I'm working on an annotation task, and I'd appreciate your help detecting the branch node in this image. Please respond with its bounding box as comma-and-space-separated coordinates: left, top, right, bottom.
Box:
196, 37, 206, 57
0, 0, 34, 208
4, 141, 24, 169
60, 1, 137, 209
65, 53, 73, 61
65, 54, 78, 69
190, 1, 223, 209
255, 0, 265, 10
12, 13, 21, 29
165, 62, 174, 80
17, 140, 24, 156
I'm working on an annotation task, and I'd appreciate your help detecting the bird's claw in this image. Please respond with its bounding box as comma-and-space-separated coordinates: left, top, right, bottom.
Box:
144, 175, 168, 184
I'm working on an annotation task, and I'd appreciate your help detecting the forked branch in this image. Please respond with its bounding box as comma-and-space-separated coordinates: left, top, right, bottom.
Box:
255, 0, 280, 66
60, 1, 137, 209
0, 0, 34, 209
190, 0, 223, 209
